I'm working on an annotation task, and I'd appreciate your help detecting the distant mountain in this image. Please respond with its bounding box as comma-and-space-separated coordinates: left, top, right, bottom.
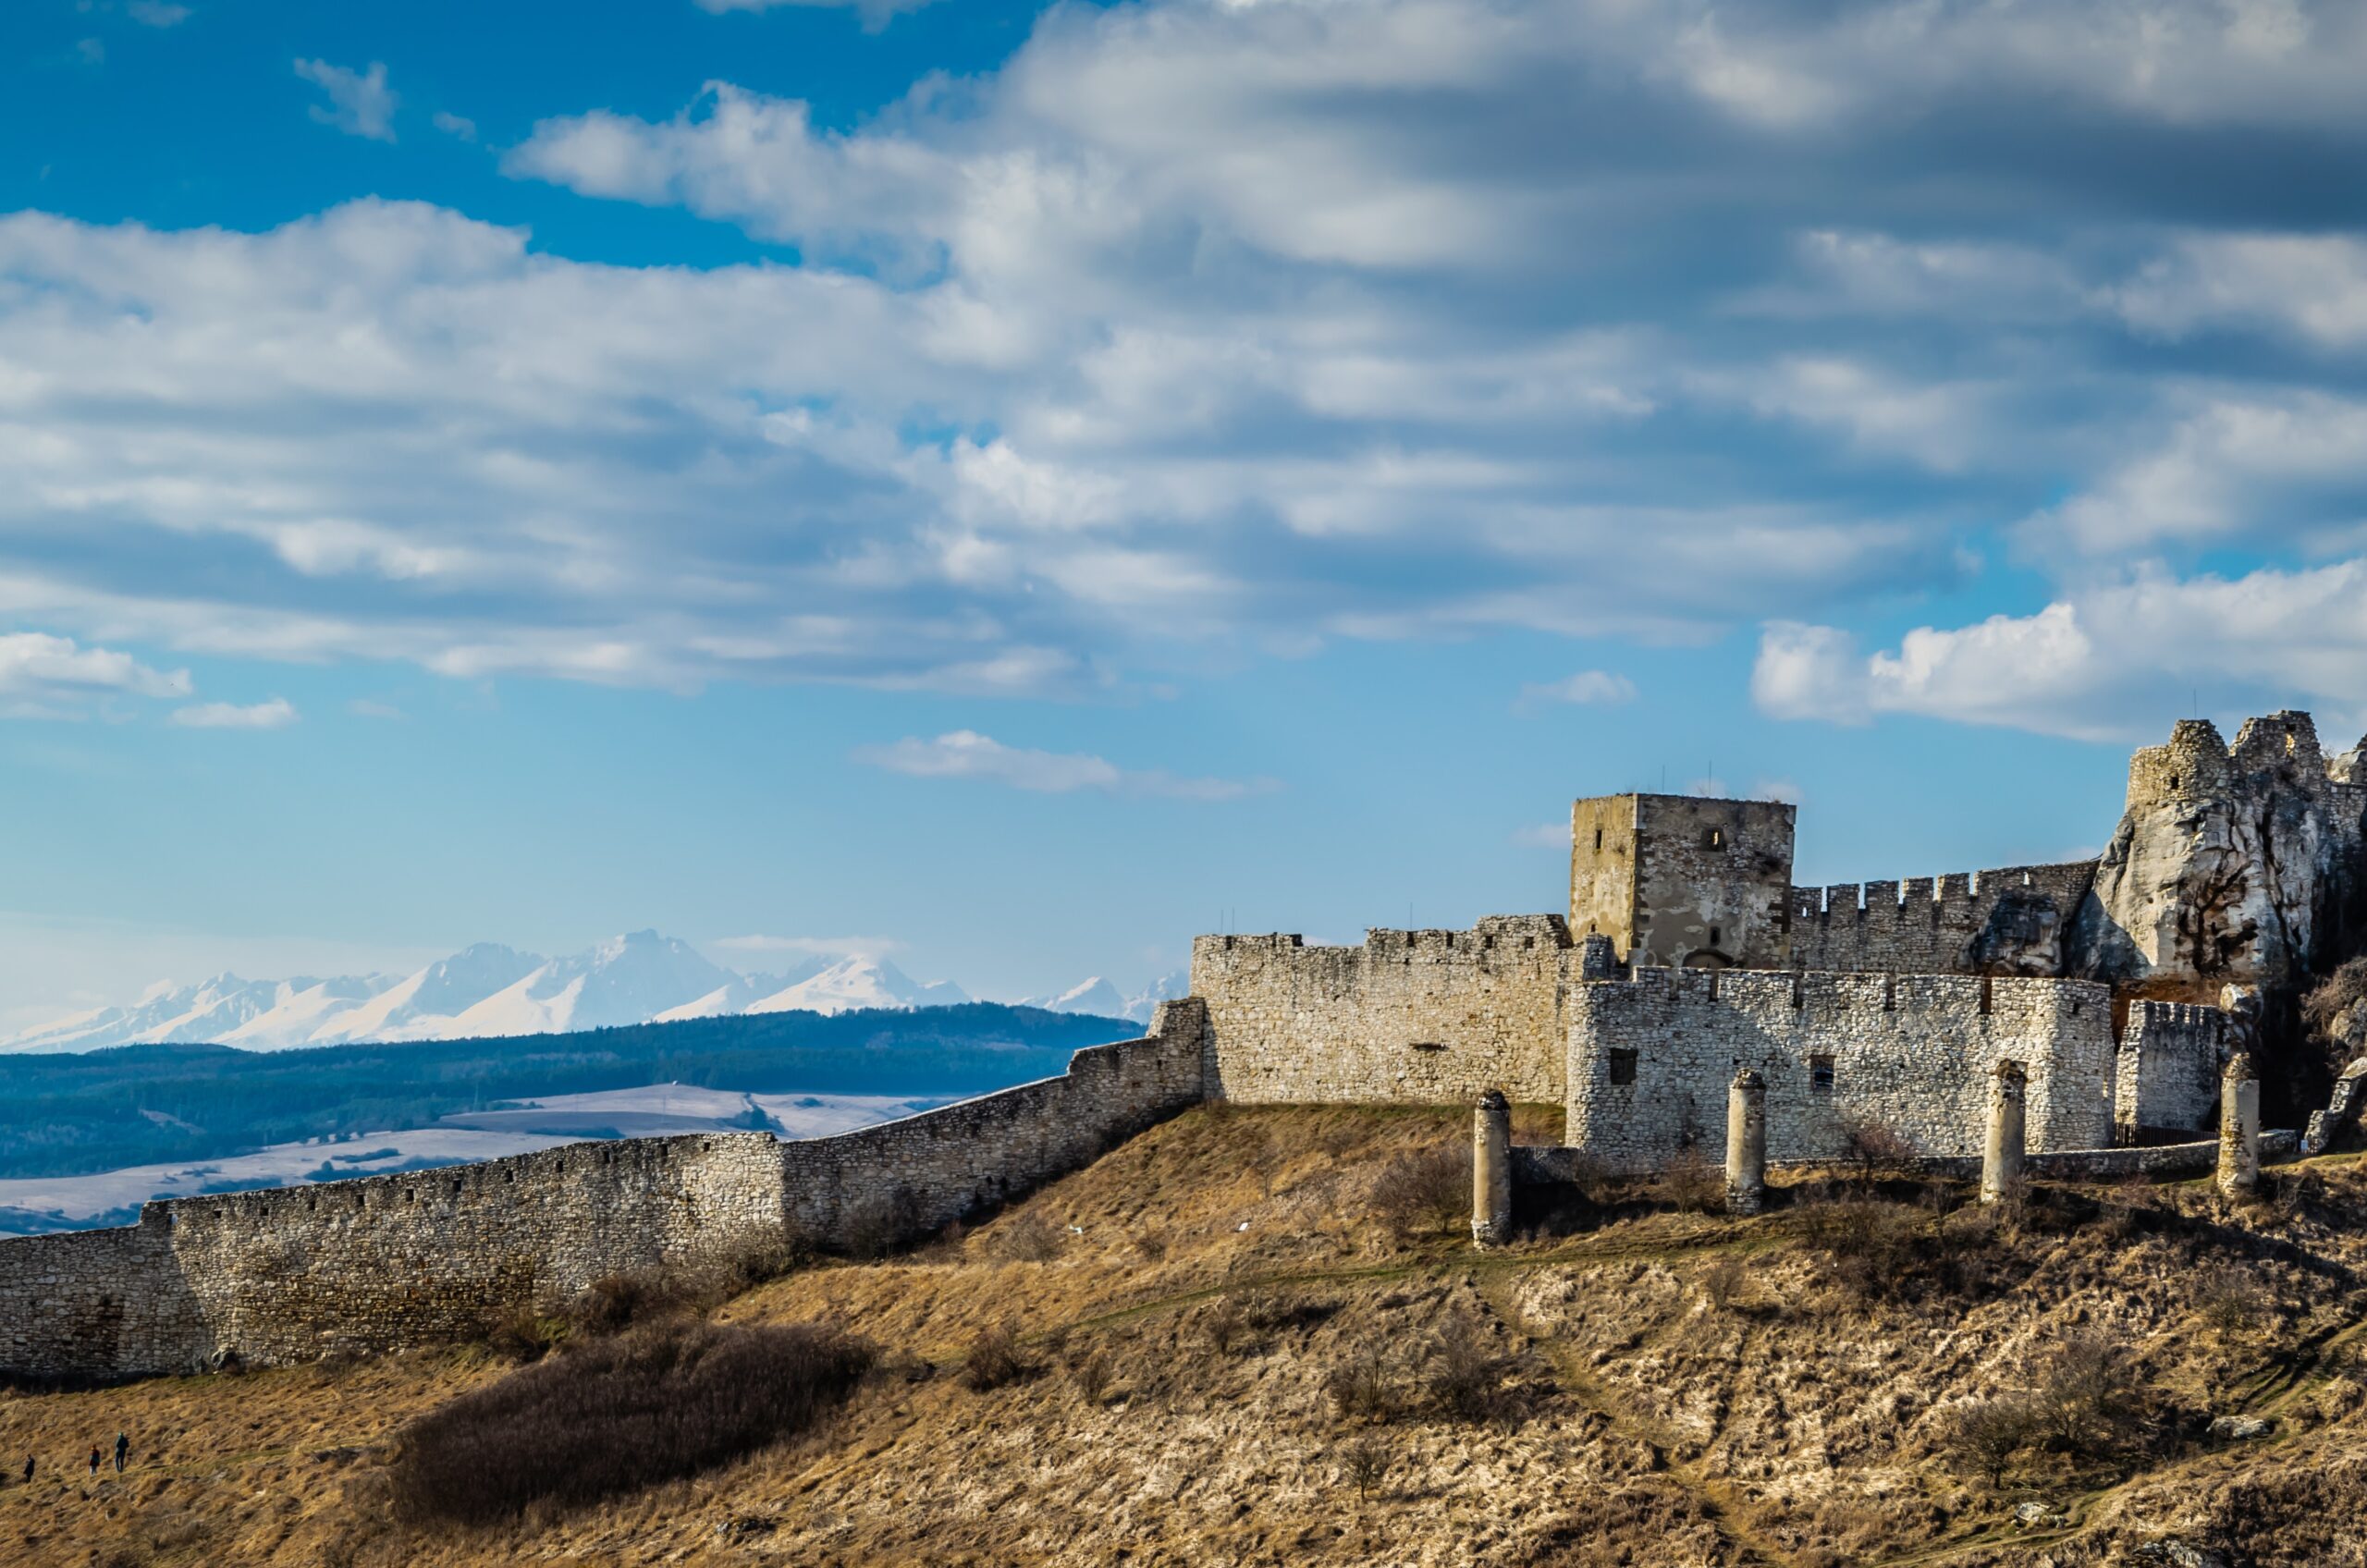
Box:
0, 937, 978, 1053
1020, 971, 1188, 1024
748, 955, 972, 1016
1122, 971, 1189, 1024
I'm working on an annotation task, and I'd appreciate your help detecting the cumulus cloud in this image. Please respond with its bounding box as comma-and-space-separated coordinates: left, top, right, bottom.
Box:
294, 59, 397, 142
431, 111, 476, 142
7, 0, 2367, 723
0, 632, 190, 717
170, 697, 299, 729
852, 730, 1274, 801
1755, 560, 2367, 741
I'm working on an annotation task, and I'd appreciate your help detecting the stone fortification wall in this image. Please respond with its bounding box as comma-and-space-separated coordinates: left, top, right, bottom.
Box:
1565, 969, 2115, 1174
1784, 862, 2097, 977
1511, 1130, 2296, 1188
0, 1004, 1208, 1381
778, 1000, 1208, 1244
1193, 918, 1580, 1105
2116, 1001, 2226, 1142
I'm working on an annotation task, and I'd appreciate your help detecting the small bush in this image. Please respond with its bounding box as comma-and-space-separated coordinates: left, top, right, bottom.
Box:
2031, 1333, 2149, 1461
1372, 1145, 1471, 1240
1340, 1433, 1390, 1501
1423, 1313, 1506, 1421
1653, 1149, 1724, 1215
1204, 1295, 1249, 1355
1941, 1396, 2041, 1488
1699, 1254, 1748, 1312
484, 1307, 570, 1363
961, 1323, 1035, 1391
1326, 1347, 1402, 1423
387, 1319, 875, 1526
2193, 1266, 2267, 1340
1838, 1117, 1918, 1182
993, 1212, 1064, 1264
1067, 1349, 1113, 1405
840, 1189, 915, 1260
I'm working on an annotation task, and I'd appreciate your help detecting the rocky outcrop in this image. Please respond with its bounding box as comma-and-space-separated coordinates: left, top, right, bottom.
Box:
2070, 714, 2366, 995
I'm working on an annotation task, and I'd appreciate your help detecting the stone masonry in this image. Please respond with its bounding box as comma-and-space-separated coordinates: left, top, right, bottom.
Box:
0, 1001, 1207, 1380
1563, 970, 2115, 1174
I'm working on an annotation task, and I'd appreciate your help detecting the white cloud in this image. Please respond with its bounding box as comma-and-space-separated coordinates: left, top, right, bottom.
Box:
127, 2, 191, 26
170, 697, 299, 729
1754, 560, 2367, 741
0, 632, 189, 705
1518, 670, 1637, 709
431, 111, 477, 142
693, 0, 937, 31
852, 729, 1273, 801
294, 59, 397, 142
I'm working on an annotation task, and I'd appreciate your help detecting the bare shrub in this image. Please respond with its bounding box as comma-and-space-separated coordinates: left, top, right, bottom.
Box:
961, 1323, 1035, 1391
993, 1211, 1064, 1264
1941, 1396, 2041, 1488
483, 1307, 570, 1363
1653, 1148, 1724, 1215
1132, 1230, 1171, 1265
1423, 1313, 1506, 1421
1699, 1253, 1748, 1312
2302, 957, 2367, 1082
1340, 1433, 1390, 1501
2193, 1266, 2267, 1341
1372, 1145, 1471, 1240
1838, 1117, 1918, 1182
840, 1189, 915, 1260
387, 1319, 875, 1526
1067, 1348, 1114, 1405
1326, 1346, 1402, 1423
2032, 1332, 2148, 1460
1203, 1295, 1249, 1355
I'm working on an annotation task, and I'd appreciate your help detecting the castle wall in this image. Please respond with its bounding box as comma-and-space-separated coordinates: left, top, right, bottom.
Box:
2115, 1001, 2226, 1141
0, 1004, 1208, 1381
1193, 918, 1577, 1105
1564, 970, 2115, 1174
778, 1001, 1208, 1243
1784, 862, 2096, 976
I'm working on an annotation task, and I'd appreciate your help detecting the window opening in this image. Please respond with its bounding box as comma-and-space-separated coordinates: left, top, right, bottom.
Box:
1810, 1055, 1835, 1092
1608, 1048, 1638, 1086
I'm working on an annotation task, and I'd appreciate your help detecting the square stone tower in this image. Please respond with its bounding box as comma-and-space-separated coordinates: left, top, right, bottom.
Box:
1570, 793, 1797, 969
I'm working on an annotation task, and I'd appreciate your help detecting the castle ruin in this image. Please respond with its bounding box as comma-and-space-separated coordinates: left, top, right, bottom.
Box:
3, 712, 2361, 1380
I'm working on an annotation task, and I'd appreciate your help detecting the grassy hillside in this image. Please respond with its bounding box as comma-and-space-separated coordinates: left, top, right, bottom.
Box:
0, 1004, 1134, 1179
4, 1106, 2364, 1566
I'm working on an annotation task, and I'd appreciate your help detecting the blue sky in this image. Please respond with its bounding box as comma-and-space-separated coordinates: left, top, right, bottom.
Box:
4, 0, 2367, 1023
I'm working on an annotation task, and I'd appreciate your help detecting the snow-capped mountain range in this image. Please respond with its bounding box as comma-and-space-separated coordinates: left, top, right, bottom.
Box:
0, 932, 1184, 1054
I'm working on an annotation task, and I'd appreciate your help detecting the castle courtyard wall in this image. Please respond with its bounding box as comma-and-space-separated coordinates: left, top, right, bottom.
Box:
1785, 862, 2097, 976
1192, 918, 1581, 1105
1564, 970, 2116, 1173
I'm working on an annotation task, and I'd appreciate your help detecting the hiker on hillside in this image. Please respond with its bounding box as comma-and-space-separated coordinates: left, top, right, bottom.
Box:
113, 1433, 128, 1472
19, 1455, 30, 1485
86, 1446, 99, 1477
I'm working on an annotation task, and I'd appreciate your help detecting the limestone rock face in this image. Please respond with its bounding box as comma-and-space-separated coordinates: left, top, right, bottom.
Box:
2070, 714, 2365, 994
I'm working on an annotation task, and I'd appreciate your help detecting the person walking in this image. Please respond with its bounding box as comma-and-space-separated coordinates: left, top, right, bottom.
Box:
86, 1446, 99, 1478
113, 1433, 128, 1473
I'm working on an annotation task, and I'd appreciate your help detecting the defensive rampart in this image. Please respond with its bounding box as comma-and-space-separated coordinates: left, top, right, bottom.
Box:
1784, 862, 2097, 976
0, 1002, 1208, 1381
1192, 918, 1600, 1105
1565, 969, 2116, 1173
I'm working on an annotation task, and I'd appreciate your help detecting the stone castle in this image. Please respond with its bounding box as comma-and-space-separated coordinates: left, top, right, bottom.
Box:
6, 712, 2364, 1380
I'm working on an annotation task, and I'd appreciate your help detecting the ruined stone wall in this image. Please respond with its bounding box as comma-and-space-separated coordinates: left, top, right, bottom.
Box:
1784, 863, 2096, 976
0, 1004, 1209, 1381
778, 1000, 1208, 1243
2115, 1001, 2226, 1141
1564, 970, 2115, 1174
1194, 918, 1576, 1105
